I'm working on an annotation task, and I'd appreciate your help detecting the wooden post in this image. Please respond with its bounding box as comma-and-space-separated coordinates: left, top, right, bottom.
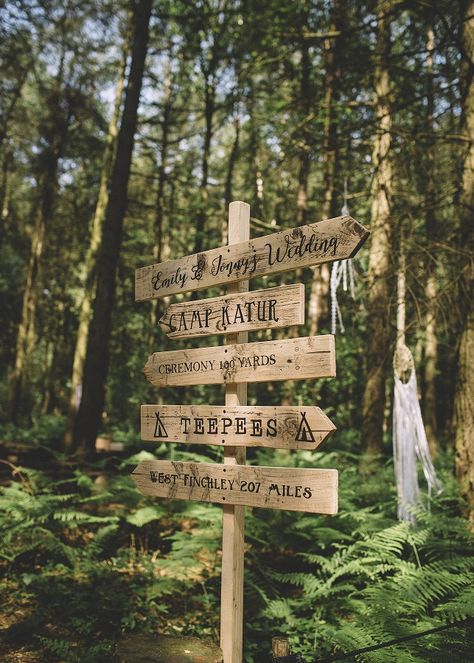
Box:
220, 201, 249, 662
272, 637, 290, 657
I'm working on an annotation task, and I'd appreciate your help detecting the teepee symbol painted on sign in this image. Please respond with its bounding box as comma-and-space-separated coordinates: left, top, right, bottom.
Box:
295, 411, 316, 443
153, 412, 168, 438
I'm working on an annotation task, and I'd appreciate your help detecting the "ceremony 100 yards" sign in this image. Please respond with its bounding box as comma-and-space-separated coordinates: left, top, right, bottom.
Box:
143, 335, 335, 387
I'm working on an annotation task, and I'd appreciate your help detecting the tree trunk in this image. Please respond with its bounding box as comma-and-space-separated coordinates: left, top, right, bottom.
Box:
308, 0, 341, 335
361, 0, 393, 455
8, 62, 70, 421
150, 53, 173, 330
0, 151, 11, 249
223, 116, 240, 245
72, 0, 153, 456
246, 80, 263, 220
68, 31, 129, 424
0, 66, 28, 151
423, 25, 439, 456
194, 70, 215, 255
454, 0, 474, 523
296, 4, 312, 227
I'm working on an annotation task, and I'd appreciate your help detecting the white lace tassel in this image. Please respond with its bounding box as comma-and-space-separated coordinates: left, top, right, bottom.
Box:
330, 261, 339, 335
329, 183, 358, 335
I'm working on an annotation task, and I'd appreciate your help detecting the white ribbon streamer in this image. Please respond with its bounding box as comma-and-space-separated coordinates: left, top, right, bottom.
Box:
330, 196, 357, 335
393, 368, 442, 522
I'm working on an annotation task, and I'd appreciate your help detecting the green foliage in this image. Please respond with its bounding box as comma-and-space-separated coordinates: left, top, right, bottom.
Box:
242, 456, 474, 662
0, 450, 472, 661
0, 0, 472, 660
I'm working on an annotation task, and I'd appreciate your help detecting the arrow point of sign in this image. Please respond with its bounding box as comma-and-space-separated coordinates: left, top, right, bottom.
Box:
315, 407, 337, 445
345, 216, 370, 256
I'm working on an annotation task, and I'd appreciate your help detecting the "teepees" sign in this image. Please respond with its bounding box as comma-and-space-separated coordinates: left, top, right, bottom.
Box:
140, 404, 335, 449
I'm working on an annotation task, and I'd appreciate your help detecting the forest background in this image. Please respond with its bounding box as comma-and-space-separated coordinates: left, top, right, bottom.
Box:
0, 0, 473, 661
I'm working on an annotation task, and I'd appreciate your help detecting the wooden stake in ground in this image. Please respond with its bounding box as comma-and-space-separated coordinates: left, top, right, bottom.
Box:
220, 201, 248, 663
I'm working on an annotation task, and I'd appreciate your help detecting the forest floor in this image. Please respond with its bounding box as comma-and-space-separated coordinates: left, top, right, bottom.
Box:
1, 432, 473, 663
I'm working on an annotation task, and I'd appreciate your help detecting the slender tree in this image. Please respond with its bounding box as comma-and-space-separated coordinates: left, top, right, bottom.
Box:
454, 0, 474, 522
192, 1, 232, 255
9, 52, 72, 420
150, 47, 175, 329
72, 0, 153, 456
295, 1, 312, 227
423, 22, 439, 456
308, 0, 342, 335
68, 23, 130, 422
361, 0, 394, 455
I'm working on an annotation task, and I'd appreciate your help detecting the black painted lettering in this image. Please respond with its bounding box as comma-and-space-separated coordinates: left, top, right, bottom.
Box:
235, 417, 246, 434
250, 419, 263, 437
180, 417, 191, 434
234, 303, 245, 323
194, 418, 204, 434
207, 418, 218, 434
267, 418, 277, 437
221, 417, 232, 434
268, 299, 278, 322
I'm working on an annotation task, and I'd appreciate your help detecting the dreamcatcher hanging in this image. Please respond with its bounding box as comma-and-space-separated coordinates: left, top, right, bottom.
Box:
392, 248, 442, 523
330, 179, 357, 335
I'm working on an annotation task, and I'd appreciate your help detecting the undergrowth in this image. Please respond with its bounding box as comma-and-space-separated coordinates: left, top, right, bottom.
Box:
0, 443, 472, 662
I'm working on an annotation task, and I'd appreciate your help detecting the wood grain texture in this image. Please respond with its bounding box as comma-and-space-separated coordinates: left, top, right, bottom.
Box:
140, 404, 336, 449
143, 334, 336, 387
135, 215, 369, 301
272, 638, 290, 657
131, 460, 338, 514
221, 201, 248, 663
158, 283, 305, 339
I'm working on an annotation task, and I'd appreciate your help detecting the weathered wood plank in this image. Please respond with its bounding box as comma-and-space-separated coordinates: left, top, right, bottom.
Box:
141, 404, 336, 450
143, 334, 336, 387
158, 283, 305, 339
135, 215, 369, 301
131, 461, 338, 514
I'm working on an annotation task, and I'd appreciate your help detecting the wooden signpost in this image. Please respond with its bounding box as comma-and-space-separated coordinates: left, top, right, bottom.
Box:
143, 335, 336, 388
131, 461, 338, 514
133, 201, 369, 663
135, 214, 369, 301
158, 283, 305, 339
140, 404, 336, 449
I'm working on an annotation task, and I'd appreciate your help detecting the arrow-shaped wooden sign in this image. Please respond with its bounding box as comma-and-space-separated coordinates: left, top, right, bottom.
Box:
135, 215, 369, 301
141, 405, 336, 449
143, 335, 335, 388
131, 460, 338, 514
158, 283, 305, 339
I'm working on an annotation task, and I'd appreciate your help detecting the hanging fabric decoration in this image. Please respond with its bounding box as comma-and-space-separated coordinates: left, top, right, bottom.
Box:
330, 180, 357, 335
393, 250, 442, 523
